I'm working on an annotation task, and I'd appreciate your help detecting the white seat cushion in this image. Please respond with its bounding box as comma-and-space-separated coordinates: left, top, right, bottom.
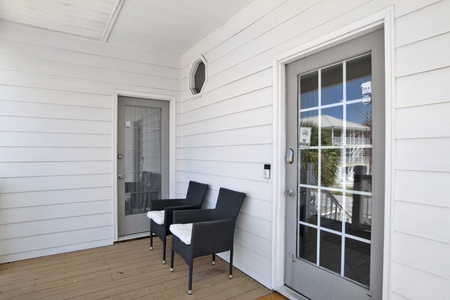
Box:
147, 210, 165, 225
169, 223, 193, 245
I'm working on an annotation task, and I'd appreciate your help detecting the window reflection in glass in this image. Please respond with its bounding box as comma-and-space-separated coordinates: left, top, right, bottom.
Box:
299, 187, 319, 225
345, 193, 372, 238
345, 238, 371, 286
300, 71, 319, 109
320, 231, 341, 274
347, 54, 371, 101
299, 225, 317, 264
322, 63, 343, 105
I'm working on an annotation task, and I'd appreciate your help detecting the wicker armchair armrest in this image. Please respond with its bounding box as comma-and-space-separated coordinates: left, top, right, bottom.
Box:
173, 209, 216, 224
164, 204, 202, 228
149, 198, 185, 211
191, 218, 236, 253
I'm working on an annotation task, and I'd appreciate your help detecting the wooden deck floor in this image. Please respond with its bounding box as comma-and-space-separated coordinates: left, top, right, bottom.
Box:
0, 237, 274, 300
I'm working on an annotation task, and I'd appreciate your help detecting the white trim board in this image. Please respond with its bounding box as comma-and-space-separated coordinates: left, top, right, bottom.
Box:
271, 8, 395, 299
112, 90, 176, 242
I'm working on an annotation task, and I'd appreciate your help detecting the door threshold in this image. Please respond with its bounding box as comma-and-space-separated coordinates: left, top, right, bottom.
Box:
277, 286, 308, 300
117, 232, 150, 242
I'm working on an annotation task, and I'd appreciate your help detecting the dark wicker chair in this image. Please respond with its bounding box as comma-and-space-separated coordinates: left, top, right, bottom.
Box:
169, 187, 246, 294
147, 181, 208, 264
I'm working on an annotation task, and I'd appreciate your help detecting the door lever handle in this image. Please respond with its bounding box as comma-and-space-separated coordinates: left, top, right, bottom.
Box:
117, 174, 125, 179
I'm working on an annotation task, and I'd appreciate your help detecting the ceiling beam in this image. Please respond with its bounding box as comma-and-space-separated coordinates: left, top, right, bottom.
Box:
101, 0, 125, 43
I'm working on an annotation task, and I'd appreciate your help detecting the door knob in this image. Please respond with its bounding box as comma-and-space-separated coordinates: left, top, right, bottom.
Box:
285, 188, 296, 197
117, 174, 125, 179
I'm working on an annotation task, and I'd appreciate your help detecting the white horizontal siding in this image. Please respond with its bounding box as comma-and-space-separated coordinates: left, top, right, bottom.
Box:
392, 1, 450, 299
395, 170, 450, 208
397, 67, 450, 108
178, 0, 450, 295
0, 147, 112, 162
393, 232, 449, 283
1, 187, 112, 208
0, 21, 179, 263
392, 262, 449, 300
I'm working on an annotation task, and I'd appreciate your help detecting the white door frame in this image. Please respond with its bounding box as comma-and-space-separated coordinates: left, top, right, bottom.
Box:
112, 90, 176, 242
271, 8, 395, 299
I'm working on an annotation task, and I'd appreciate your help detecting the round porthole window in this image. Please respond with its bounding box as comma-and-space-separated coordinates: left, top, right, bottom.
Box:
189, 55, 207, 97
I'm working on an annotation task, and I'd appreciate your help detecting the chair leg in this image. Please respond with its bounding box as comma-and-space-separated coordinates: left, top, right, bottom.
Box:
170, 249, 174, 272
162, 237, 166, 264
212, 254, 215, 265
188, 262, 193, 295
150, 224, 153, 250
229, 249, 233, 279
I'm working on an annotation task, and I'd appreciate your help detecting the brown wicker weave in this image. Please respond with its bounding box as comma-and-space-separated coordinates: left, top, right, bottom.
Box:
169, 187, 246, 294
149, 181, 208, 264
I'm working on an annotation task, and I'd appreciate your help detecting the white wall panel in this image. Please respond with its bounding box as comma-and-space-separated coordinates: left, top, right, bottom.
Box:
0, 99, 111, 120
0, 54, 178, 91
180, 106, 272, 136
0, 161, 112, 178
0, 227, 113, 254
395, 0, 450, 47
182, 0, 289, 64
396, 67, 450, 108
233, 241, 272, 283
179, 87, 272, 124
392, 262, 450, 300
395, 170, 450, 208
396, 102, 450, 139
0, 201, 112, 224
177, 144, 273, 163
205, 0, 322, 64
396, 138, 450, 172
1, 174, 111, 194
0, 40, 179, 79
178, 0, 450, 294
0, 21, 179, 263
0, 213, 112, 239
0, 147, 112, 162
393, 232, 449, 279
394, 201, 450, 243
0, 132, 112, 148
396, 32, 450, 77
0, 85, 111, 107
0, 187, 112, 208
177, 125, 272, 148
0, 116, 112, 135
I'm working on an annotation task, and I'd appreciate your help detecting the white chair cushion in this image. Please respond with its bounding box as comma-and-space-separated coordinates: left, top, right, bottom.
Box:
147, 210, 165, 225
169, 223, 193, 245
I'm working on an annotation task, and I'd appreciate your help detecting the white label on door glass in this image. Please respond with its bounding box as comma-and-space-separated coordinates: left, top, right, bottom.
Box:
300, 127, 312, 147
362, 95, 372, 105
125, 121, 131, 128
361, 81, 372, 95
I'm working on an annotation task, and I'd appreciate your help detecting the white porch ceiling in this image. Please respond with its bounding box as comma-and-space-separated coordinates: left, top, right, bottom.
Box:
0, 0, 256, 54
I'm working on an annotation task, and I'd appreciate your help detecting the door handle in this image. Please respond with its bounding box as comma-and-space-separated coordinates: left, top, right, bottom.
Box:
285, 188, 296, 197
117, 174, 125, 179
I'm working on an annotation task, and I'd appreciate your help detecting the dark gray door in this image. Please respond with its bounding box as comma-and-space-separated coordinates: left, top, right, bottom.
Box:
285, 29, 385, 299
117, 96, 169, 237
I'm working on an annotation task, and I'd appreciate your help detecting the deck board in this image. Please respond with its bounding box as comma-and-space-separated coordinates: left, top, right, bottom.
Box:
0, 237, 273, 299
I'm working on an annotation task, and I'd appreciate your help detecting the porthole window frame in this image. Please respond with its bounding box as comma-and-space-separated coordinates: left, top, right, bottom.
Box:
188, 54, 208, 97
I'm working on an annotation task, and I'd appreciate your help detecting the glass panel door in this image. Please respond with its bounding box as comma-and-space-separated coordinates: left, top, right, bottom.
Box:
298, 53, 373, 287
117, 96, 169, 237
124, 105, 162, 216
285, 29, 384, 299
